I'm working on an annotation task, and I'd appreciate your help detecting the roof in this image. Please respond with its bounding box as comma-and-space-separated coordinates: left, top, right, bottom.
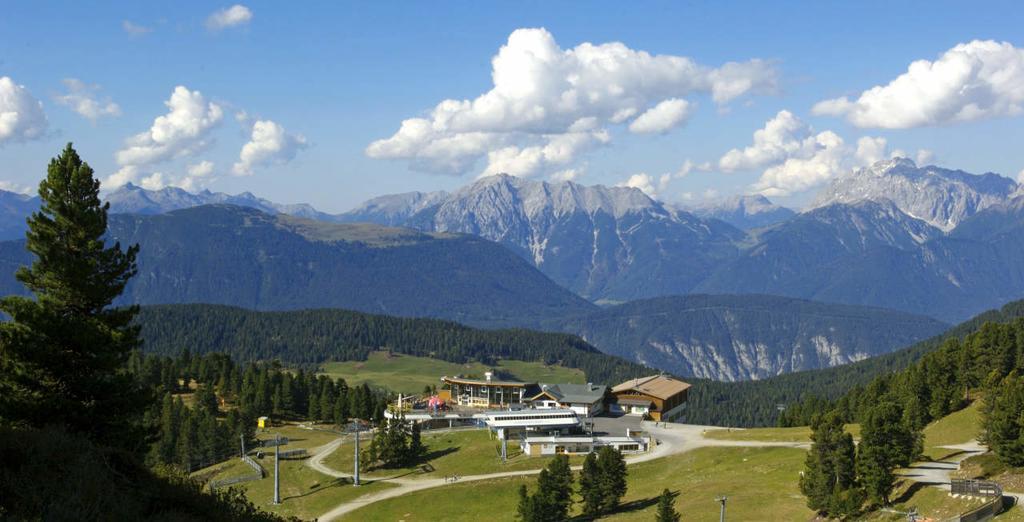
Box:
611, 375, 691, 401
527, 383, 607, 404
442, 375, 533, 388
483, 408, 577, 417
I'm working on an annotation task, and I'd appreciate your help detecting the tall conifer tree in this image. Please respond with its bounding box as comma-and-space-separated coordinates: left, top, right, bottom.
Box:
0, 143, 147, 449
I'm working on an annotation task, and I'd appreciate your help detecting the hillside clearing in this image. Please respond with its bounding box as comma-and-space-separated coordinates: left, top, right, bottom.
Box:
318, 351, 585, 394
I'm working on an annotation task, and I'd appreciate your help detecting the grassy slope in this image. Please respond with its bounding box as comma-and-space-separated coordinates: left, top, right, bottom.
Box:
921, 401, 982, 460
323, 429, 584, 478
318, 352, 584, 394
198, 425, 395, 521
340, 446, 813, 521
705, 424, 861, 443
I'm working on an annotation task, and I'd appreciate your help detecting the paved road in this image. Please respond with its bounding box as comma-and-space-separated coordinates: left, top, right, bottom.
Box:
311, 422, 809, 521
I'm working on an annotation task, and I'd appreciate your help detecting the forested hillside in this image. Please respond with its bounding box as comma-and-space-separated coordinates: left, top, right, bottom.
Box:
0, 205, 597, 328
135, 304, 651, 386
554, 294, 947, 381
685, 299, 1024, 427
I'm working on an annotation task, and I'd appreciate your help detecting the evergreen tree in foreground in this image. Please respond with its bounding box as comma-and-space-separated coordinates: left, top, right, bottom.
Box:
981, 372, 1024, 466
518, 455, 573, 522
0, 143, 147, 450
596, 445, 628, 513
655, 488, 680, 522
578, 451, 603, 517
857, 401, 917, 506
800, 411, 861, 518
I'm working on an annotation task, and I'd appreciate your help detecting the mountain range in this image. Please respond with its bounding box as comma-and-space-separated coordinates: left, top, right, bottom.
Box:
0, 157, 1022, 380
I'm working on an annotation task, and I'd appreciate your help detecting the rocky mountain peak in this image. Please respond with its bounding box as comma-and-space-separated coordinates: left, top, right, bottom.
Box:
811, 158, 1018, 231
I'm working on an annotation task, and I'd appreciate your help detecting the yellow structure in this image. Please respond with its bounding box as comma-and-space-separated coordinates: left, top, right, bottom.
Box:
257, 416, 269, 429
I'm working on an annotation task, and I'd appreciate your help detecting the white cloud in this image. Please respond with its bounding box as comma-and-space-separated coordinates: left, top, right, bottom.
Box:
628, 98, 693, 134
140, 172, 166, 190
618, 173, 658, 196
718, 110, 809, 172
550, 167, 583, 182
854, 136, 889, 166
617, 160, 697, 198
916, 149, 935, 166
232, 118, 306, 176
54, 78, 121, 121
367, 27, 777, 177
0, 180, 32, 194
108, 86, 223, 188
0, 76, 47, 145
206, 5, 253, 31
122, 20, 152, 36
725, 110, 929, 197
1017, 168, 1024, 184
813, 40, 1024, 128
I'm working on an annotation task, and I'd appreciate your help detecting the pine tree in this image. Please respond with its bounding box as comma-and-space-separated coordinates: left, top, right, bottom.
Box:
857, 402, 916, 506
533, 454, 573, 521
655, 489, 680, 522
409, 420, 425, 462
800, 411, 861, 517
0, 144, 147, 449
982, 373, 1024, 465
578, 451, 602, 517
596, 446, 628, 513
516, 484, 537, 522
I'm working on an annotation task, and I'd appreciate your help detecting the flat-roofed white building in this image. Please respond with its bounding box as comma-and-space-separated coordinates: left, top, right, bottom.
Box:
520, 433, 649, 456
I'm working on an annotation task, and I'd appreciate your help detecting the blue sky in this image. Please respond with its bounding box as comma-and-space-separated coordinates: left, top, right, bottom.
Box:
1, 1, 1023, 212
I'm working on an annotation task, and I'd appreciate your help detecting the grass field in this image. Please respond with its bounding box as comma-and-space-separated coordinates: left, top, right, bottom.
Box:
323, 428, 584, 479
198, 424, 397, 520
704, 423, 861, 443
340, 446, 814, 521
921, 401, 982, 460
318, 352, 585, 394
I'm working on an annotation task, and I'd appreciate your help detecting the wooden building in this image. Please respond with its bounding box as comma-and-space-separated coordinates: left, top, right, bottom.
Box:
610, 375, 690, 422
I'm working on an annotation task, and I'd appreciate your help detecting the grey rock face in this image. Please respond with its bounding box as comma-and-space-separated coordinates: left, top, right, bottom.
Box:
403, 174, 744, 301
336, 190, 449, 226
687, 194, 796, 230
811, 158, 1017, 231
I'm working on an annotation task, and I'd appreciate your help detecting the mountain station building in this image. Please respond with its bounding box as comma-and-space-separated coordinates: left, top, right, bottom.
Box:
610, 374, 690, 422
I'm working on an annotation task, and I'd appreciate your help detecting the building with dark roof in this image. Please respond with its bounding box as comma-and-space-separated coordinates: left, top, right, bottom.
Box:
526, 383, 607, 416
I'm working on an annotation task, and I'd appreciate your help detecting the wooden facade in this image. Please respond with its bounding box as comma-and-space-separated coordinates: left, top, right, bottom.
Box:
611, 375, 690, 422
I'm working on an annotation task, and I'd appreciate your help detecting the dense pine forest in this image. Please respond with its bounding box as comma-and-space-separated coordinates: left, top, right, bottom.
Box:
685, 299, 1024, 427
135, 304, 652, 386
130, 350, 390, 472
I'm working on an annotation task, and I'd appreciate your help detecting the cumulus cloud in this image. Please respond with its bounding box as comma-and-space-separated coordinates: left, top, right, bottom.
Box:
618, 173, 658, 196
1018, 168, 1024, 184
813, 40, 1024, 128
718, 110, 808, 172
0, 76, 47, 145
725, 110, 929, 197
0, 180, 32, 194
122, 20, 152, 36
206, 5, 253, 31
108, 86, 223, 188
616, 160, 697, 198
628, 98, 693, 134
367, 28, 778, 177
232, 118, 306, 176
54, 78, 121, 121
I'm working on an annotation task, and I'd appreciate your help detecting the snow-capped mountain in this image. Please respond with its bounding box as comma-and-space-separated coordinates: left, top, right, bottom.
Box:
811, 158, 1018, 231
687, 194, 796, 230
402, 174, 744, 300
